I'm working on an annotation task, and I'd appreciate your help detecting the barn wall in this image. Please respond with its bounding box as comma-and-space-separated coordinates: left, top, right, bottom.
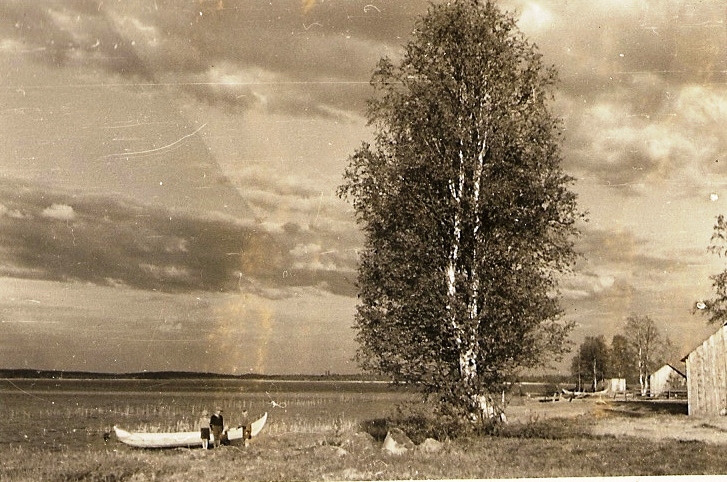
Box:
686, 325, 727, 416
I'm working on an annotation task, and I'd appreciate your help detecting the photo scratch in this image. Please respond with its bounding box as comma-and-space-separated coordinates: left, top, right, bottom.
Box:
101, 123, 207, 159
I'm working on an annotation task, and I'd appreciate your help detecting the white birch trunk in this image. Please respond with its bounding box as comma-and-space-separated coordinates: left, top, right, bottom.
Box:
463, 138, 485, 383
638, 346, 647, 396
448, 137, 488, 420
448, 150, 469, 378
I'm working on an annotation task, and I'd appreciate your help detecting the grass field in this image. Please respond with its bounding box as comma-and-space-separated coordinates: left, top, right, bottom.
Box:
2, 378, 727, 480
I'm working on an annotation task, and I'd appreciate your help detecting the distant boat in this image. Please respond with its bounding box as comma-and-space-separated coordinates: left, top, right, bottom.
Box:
561, 388, 608, 398
114, 412, 267, 449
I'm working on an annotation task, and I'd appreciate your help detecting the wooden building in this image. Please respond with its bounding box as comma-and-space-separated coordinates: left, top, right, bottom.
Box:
649, 364, 686, 398
604, 378, 626, 393
684, 325, 727, 416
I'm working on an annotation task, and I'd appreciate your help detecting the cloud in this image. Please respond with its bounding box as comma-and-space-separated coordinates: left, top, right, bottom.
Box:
41, 203, 76, 221
0, 204, 26, 219
0, 0, 411, 120
5, 0, 726, 132
517, 2, 555, 33
561, 79, 727, 196
0, 1, 153, 79
289, 243, 338, 271
560, 226, 695, 304
0, 178, 358, 298
584, 227, 692, 269
500, 1, 727, 199
224, 161, 363, 259
566, 85, 727, 196
0, 276, 359, 374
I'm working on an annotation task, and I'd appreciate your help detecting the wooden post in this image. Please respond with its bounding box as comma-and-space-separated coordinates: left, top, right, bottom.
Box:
686, 352, 693, 415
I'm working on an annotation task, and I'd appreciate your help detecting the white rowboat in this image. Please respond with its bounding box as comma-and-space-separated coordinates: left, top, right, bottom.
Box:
114, 412, 267, 448
561, 388, 608, 398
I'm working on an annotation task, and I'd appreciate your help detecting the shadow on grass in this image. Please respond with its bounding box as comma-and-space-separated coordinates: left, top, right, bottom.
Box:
360, 399, 689, 444
606, 400, 688, 417
360, 412, 594, 443
491, 417, 590, 440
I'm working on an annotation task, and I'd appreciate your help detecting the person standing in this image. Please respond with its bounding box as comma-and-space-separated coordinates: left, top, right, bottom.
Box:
210, 408, 224, 448
199, 410, 210, 449
239, 409, 251, 446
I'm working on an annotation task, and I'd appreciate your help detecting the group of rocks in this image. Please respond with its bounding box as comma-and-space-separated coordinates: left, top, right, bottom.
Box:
381, 428, 443, 455
315, 428, 444, 458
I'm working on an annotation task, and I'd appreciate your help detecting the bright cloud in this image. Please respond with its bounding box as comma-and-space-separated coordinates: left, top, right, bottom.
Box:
41, 203, 75, 221
517, 2, 554, 32
0, 204, 26, 219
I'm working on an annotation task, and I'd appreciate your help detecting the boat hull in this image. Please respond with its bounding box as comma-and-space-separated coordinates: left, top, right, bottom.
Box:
114, 412, 267, 449
562, 388, 608, 398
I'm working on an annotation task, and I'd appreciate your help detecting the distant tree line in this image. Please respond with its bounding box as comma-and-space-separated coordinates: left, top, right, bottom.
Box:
0, 369, 387, 381
570, 315, 675, 394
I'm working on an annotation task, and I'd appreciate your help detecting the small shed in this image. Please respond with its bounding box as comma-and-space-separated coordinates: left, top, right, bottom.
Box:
605, 378, 626, 393
684, 325, 727, 416
649, 364, 686, 398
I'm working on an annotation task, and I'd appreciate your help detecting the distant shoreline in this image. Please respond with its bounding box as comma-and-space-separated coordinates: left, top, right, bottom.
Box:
0, 368, 572, 385
0, 368, 386, 382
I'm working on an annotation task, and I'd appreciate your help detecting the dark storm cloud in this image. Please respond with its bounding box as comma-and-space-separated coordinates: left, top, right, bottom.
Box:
0, 178, 357, 297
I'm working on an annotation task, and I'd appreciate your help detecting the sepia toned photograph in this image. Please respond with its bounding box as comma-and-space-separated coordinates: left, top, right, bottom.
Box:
2, 0, 727, 480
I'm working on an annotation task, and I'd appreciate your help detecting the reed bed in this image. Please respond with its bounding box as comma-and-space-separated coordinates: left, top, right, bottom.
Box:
0, 380, 413, 450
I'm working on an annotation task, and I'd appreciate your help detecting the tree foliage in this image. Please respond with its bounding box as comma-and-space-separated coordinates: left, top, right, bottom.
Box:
696, 214, 727, 324
570, 336, 610, 392
338, 0, 581, 421
609, 334, 637, 381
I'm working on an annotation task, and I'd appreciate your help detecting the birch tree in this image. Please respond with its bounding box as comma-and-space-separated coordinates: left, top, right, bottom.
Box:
339, 0, 580, 423
624, 315, 661, 396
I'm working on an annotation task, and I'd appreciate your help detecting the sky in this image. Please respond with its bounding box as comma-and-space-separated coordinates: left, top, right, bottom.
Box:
0, 0, 725, 375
